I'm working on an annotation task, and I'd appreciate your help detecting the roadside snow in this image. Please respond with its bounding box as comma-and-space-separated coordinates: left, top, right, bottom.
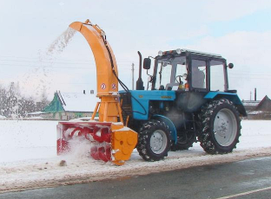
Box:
0, 120, 270, 193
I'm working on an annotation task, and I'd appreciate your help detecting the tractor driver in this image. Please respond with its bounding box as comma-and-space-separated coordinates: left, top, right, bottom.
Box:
191, 66, 205, 89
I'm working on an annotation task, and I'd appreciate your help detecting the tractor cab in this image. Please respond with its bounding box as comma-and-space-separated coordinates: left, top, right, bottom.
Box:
144, 49, 234, 94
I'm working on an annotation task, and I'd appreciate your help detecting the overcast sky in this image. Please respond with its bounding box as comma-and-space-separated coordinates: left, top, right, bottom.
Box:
1, 0, 271, 101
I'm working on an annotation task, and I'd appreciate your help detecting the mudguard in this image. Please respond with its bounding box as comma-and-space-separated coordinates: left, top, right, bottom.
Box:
152, 114, 178, 144
204, 92, 247, 116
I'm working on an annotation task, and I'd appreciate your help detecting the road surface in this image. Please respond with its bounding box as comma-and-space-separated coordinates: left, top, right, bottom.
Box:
1, 156, 271, 199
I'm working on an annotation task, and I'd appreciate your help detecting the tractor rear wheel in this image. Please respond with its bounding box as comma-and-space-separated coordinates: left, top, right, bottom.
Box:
199, 98, 241, 154
137, 120, 171, 161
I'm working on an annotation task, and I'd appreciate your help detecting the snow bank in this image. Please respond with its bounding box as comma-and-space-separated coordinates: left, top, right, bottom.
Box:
0, 120, 270, 193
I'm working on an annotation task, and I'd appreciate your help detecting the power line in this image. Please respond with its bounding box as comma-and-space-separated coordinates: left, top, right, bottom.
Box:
0, 55, 134, 64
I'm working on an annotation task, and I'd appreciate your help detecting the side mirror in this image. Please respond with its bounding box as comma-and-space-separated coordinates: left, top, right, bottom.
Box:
143, 58, 151, 70
228, 63, 234, 69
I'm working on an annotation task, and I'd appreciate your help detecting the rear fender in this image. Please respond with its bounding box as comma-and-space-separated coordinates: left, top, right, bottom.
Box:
204, 92, 247, 116
152, 115, 177, 144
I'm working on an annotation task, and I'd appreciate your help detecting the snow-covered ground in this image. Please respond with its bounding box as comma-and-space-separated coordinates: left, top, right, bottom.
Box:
0, 120, 270, 193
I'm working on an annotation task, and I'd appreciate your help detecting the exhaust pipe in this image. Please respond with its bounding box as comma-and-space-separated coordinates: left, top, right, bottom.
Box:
136, 51, 144, 90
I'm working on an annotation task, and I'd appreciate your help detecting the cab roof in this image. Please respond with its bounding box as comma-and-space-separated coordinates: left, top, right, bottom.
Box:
157, 48, 224, 59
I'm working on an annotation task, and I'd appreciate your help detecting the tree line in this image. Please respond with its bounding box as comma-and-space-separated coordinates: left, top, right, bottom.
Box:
0, 82, 50, 118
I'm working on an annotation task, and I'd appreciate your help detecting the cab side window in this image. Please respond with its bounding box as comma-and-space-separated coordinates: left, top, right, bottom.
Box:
210, 60, 225, 91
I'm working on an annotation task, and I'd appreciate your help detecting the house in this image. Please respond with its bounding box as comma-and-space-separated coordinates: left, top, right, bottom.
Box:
242, 100, 260, 112
245, 95, 271, 119
256, 95, 271, 111
25, 111, 45, 120
42, 91, 98, 120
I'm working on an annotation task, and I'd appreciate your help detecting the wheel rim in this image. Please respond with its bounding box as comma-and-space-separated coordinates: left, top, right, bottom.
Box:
213, 108, 238, 146
150, 130, 168, 154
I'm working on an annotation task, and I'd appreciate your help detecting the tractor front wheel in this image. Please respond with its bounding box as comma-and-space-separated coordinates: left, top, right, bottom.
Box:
137, 120, 171, 161
199, 99, 241, 154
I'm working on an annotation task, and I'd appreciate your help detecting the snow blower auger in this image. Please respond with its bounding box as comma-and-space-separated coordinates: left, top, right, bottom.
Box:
57, 121, 137, 165
56, 20, 138, 166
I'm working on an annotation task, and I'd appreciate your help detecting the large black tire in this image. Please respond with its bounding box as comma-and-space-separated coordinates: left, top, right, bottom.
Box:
137, 120, 171, 161
199, 98, 241, 154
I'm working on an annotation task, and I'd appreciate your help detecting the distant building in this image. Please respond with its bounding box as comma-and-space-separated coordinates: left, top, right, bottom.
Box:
244, 95, 271, 119
242, 100, 260, 112
42, 91, 98, 120
256, 95, 271, 111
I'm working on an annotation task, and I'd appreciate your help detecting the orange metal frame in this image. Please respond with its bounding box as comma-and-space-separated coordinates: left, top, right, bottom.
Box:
70, 20, 122, 123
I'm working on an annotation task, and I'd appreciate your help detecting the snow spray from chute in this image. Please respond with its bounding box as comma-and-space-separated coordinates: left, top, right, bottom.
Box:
21, 28, 77, 101
6, 28, 77, 119
46, 28, 76, 57
37, 27, 77, 95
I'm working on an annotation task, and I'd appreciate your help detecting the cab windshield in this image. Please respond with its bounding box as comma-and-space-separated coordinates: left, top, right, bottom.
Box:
154, 56, 187, 90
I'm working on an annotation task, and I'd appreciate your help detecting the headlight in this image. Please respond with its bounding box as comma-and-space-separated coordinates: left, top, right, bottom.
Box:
176, 48, 182, 54
158, 51, 163, 56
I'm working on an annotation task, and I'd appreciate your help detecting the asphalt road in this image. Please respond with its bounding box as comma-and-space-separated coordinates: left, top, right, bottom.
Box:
1, 156, 271, 199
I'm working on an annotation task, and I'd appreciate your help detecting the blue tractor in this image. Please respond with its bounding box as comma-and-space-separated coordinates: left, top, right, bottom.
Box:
120, 49, 247, 161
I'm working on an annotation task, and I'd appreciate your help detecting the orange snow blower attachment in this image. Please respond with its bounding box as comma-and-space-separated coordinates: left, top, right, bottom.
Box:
57, 121, 137, 165
57, 20, 137, 165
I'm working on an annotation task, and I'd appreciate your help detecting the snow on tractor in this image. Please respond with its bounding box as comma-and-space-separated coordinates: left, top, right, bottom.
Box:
57, 20, 247, 165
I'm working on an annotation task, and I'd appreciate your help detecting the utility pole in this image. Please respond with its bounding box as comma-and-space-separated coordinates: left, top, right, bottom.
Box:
254, 88, 257, 101
132, 63, 134, 90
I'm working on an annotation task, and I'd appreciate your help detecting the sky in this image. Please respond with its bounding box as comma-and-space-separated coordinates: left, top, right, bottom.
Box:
1, 0, 271, 101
